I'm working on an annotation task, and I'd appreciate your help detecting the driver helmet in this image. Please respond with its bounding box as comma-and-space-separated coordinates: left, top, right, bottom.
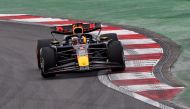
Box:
71, 36, 78, 45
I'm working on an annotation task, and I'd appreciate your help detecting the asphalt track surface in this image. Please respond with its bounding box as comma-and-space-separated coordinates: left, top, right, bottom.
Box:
0, 21, 162, 109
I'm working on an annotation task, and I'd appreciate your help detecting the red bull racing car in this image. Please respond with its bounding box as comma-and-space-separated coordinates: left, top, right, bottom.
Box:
36, 22, 125, 78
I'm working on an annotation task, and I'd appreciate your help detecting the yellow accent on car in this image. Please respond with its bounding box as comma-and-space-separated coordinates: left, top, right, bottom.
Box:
83, 36, 87, 44
77, 55, 89, 66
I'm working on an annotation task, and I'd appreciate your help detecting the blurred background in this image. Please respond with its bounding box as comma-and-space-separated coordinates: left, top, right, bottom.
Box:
0, 0, 189, 107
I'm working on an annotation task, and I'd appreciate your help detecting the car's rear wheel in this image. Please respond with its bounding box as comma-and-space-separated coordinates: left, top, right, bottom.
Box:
37, 39, 52, 69
108, 41, 125, 71
40, 47, 56, 78
99, 33, 118, 41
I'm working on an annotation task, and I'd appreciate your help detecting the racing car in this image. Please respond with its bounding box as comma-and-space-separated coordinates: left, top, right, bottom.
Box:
36, 22, 125, 78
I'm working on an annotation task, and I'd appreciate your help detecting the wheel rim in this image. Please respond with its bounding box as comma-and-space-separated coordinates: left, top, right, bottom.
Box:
122, 52, 126, 69
122, 51, 125, 64
40, 56, 45, 72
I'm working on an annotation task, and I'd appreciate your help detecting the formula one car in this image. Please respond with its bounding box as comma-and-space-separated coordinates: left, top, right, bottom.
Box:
36, 22, 125, 78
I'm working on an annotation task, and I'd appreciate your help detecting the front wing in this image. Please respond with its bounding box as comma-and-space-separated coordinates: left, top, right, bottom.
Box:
47, 61, 123, 74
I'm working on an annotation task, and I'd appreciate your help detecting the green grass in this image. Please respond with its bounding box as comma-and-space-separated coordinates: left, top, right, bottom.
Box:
1, 0, 190, 107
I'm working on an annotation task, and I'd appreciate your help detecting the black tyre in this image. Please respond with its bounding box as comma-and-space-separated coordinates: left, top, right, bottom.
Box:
36, 39, 52, 69
108, 41, 125, 71
99, 33, 118, 41
40, 47, 56, 78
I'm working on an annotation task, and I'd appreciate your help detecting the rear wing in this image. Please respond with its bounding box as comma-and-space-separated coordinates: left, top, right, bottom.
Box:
51, 23, 101, 35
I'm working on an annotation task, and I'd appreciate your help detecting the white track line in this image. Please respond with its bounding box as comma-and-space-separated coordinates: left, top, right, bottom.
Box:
125, 59, 160, 67
109, 72, 155, 80
91, 30, 138, 35
124, 48, 163, 55
50, 24, 72, 26
101, 24, 108, 27
120, 39, 156, 45
0, 14, 27, 16
12, 18, 68, 22
121, 83, 182, 92
98, 74, 175, 109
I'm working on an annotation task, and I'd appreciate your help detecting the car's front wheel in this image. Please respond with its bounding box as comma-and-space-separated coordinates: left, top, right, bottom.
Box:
40, 47, 56, 78
108, 41, 125, 71
37, 39, 52, 69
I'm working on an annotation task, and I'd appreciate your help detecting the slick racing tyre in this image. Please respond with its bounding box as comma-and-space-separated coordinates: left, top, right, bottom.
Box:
108, 41, 125, 71
37, 39, 52, 69
99, 33, 118, 41
40, 47, 56, 78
